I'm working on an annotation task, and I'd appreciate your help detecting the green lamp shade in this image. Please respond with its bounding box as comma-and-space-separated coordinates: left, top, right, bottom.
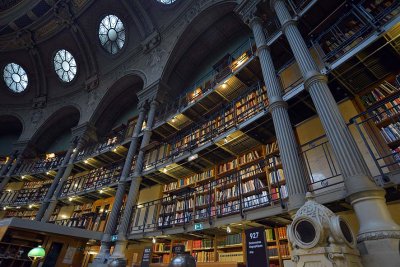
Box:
28, 245, 46, 258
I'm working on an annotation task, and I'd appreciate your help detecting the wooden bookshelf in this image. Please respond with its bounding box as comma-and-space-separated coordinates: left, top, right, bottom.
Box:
355, 74, 400, 170
61, 162, 122, 197
143, 84, 269, 171
158, 143, 288, 227
149, 227, 289, 266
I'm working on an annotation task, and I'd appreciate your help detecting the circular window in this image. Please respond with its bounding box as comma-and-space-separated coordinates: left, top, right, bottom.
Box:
53, 49, 77, 82
98, 15, 126, 54
3, 63, 28, 93
294, 220, 316, 244
156, 0, 176, 4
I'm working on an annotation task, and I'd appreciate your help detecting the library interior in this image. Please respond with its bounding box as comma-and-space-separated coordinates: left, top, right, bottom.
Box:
0, 0, 400, 266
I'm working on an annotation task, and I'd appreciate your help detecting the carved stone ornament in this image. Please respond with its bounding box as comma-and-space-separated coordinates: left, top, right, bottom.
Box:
31, 109, 43, 125
286, 192, 362, 267
147, 48, 167, 74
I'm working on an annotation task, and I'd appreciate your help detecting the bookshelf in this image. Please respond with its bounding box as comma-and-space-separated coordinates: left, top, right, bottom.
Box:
5, 210, 38, 220
14, 152, 65, 176
54, 203, 99, 230
356, 74, 400, 167
143, 83, 269, 171
148, 227, 289, 266
158, 143, 287, 227
265, 227, 290, 267
0, 242, 36, 267
61, 162, 122, 197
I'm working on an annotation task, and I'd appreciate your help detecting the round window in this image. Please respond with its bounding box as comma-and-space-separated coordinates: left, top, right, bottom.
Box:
53, 49, 77, 82
3, 63, 28, 93
98, 15, 126, 54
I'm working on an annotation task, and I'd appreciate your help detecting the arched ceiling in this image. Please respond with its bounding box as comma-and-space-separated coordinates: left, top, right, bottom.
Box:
163, 2, 250, 94
0, 0, 151, 106
91, 74, 144, 138
30, 105, 80, 153
0, 114, 23, 136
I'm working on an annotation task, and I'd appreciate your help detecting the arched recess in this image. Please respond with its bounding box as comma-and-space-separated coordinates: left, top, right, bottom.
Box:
0, 115, 23, 157
90, 74, 144, 138
161, 1, 250, 95
30, 106, 80, 154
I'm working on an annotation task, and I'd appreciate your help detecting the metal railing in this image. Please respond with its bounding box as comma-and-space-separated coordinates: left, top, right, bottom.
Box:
154, 38, 256, 124
143, 82, 268, 172
130, 157, 285, 234
13, 152, 66, 176
312, 0, 400, 63
350, 90, 400, 183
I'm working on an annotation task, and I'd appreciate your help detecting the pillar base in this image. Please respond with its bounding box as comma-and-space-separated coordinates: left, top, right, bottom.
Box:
358, 237, 400, 267
107, 258, 127, 267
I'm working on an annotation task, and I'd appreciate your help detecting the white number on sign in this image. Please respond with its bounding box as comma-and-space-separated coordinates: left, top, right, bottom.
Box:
250, 232, 259, 239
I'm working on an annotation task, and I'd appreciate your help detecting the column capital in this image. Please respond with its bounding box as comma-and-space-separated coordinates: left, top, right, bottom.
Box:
234, 0, 261, 25
71, 122, 97, 144
268, 97, 288, 112
303, 70, 328, 92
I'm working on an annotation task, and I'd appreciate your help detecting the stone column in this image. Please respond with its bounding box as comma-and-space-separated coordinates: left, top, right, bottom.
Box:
271, 0, 400, 266
250, 16, 308, 211
0, 152, 16, 177
40, 135, 87, 222
34, 138, 77, 221
0, 152, 24, 192
108, 99, 159, 266
93, 104, 148, 266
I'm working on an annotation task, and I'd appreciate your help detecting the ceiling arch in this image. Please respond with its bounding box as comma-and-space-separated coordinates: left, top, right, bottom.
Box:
30, 105, 80, 153
161, 1, 249, 94
90, 74, 144, 137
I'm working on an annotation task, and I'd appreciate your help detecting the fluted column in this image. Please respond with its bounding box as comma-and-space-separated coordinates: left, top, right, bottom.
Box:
250, 16, 307, 210
40, 136, 87, 222
34, 139, 77, 221
0, 152, 23, 192
108, 99, 159, 266
93, 104, 148, 266
272, 1, 400, 266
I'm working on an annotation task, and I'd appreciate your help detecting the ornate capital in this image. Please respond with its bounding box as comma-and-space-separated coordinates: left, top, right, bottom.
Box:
234, 0, 261, 25
15, 30, 35, 50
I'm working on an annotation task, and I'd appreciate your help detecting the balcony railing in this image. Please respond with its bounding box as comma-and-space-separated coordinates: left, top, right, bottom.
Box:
350, 90, 400, 183
130, 157, 285, 235
154, 38, 256, 124
143, 82, 269, 172
13, 152, 66, 177
59, 161, 124, 198
312, 0, 400, 63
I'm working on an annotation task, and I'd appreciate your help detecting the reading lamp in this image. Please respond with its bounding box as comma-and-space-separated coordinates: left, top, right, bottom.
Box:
28, 245, 46, 261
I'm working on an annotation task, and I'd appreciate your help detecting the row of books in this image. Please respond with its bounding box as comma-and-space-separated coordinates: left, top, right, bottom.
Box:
73, 203, 92, 211
176, 199, 194, 211
271, 185, 288, 200
153, 243, 170, 252
218, 252, 244, 262
163, 169, 214, 192
217, 185, 239, 201
217, 233, 242, 247
242, 178, 265, 193
243, 191, 269, 209
360, 0, 399, 24
61, 163, 122, 196
14, 184, 51, 204
268, 169, 285, 184
143, 84, 270, 170
239, 163, 264, 180
15, 154, 65, 175
380, 122, 400, 144
191, 239, 213, 249
192, 251, 215, 262
238, 150, 261, 165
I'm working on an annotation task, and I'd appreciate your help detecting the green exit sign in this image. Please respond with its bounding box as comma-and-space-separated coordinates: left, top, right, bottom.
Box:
194, 223, 203, 231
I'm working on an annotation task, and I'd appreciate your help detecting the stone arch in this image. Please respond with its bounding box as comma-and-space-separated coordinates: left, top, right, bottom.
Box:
30, 105, 80, 153
0, 114, 24, 156
161, 0, 247, 94
90, 74, 144, 137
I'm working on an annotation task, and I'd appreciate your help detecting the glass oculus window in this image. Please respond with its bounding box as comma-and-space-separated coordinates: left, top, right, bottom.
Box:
53, 49, 77, 82
156, 0, 176, 4
98, 15, 126, 54
3, 63, 28, 93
